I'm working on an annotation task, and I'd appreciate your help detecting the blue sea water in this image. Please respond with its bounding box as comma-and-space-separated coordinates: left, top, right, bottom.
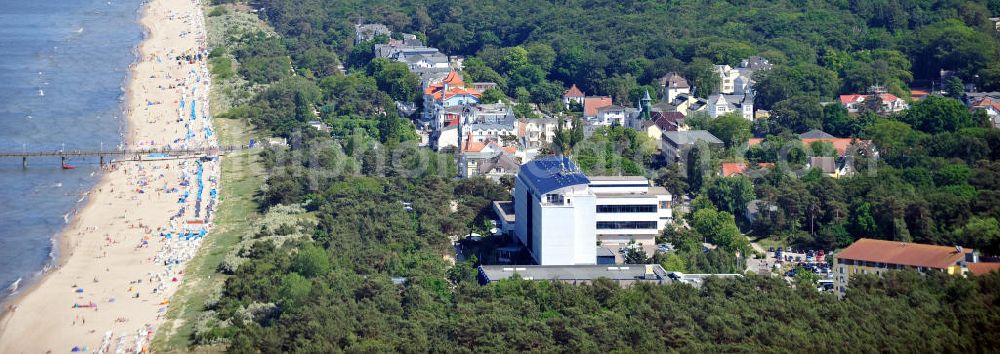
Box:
0, 0, 143, 301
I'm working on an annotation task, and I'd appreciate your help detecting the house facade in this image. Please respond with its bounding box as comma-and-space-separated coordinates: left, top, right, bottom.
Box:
838, 93, 909, 114
707, 93, 754, 120
659, 72, 690, 103
424, 71, 483, 146
563, 84, 585, 109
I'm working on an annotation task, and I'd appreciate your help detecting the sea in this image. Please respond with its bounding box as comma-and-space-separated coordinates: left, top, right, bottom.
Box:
0, 0, 143, 302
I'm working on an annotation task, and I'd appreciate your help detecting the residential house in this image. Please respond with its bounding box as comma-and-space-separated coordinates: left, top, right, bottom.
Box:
583, 96, 614, 119
354, 23, 390, 44
707, 93, 754, 120
838, 93, 909, 114
670, 94, 708, 116
661, 130, 724, 164
659, 72, 690, 103
436, 103, 517, 150
424, 71, 482, 140
636, 114, 684, 144
734, 56, 771, 93
594, 105, 630, 127
807, 156, 838, 176
459, 138, 519, 179
799, 129, 836, 139
504, 157, 672, 265
990, 17, 1000, 31
834, 239, 983, 295
715, 65, 741, 94
516, 117, 562, 151
970, 96, 1000, 128
747, 131, 877, 159
563, 84, 585, 109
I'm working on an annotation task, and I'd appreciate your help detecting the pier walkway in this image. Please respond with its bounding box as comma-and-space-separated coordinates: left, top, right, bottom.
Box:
0, 145, 248, 167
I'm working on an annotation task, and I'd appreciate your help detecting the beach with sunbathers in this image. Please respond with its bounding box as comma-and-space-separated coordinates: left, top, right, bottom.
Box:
0, 0, 220, 352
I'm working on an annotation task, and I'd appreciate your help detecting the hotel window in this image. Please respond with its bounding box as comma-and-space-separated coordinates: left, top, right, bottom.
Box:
659, 201, 671, 209
596, 205, 657, 213
596, 221, 658, 229
546, 194, 565, 205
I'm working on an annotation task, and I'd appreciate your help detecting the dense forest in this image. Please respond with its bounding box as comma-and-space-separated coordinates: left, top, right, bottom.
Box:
199, 172, 1000, 352
193, 0, 1000, 351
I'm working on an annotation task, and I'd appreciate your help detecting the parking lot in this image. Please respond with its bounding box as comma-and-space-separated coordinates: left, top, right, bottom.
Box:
757, 247, 835, 289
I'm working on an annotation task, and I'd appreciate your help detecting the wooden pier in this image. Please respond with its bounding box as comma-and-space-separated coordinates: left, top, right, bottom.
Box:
0, 145, 247, 168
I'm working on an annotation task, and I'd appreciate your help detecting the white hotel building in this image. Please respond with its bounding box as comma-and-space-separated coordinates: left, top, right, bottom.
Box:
509, 157, 672, 265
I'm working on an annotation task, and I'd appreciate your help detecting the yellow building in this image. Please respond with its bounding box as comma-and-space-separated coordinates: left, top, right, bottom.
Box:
833, 239, 977, 294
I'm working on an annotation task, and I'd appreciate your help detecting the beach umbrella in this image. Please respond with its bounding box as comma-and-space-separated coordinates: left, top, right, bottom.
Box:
71, 346, 81, 352
75, 288, 84, 293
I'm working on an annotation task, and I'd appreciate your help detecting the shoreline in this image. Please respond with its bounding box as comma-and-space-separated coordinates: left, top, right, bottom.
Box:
0, 0, 220, 351
0, 0, 151, 323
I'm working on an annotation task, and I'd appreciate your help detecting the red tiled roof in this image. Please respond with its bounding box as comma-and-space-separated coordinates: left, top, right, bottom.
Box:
748, 137, 869, 156
443, 70, 464, 86
583, 96, 613, 117
910, 89, 929, 97
564, 84, 584, 98
433, 87, 481, 100
721, 162, 748, 177
972, 97, 995, 107
462, 134, 486, 152
838, 93, 901, 105
968, 263, 1000, 275
424, 70, 471, 96
721, 162, 774, 177
835, 238, 972, 270
802, 138, 853, 156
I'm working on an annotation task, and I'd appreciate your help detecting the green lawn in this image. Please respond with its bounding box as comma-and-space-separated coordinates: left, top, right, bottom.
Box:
151, 117, 263, 353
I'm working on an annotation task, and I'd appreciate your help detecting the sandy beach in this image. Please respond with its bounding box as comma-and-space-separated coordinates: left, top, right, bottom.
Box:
0, 0, 220, 352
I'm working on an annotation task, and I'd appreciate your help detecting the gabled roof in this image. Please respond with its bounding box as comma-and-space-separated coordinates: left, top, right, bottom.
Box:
662, 130, 723, 146
518, 156, 590, 195
583, 96, 613, 117
461, 134, 487, 153
443, 70, 464, 86
801, 138, 862, 156
835, 238, 972, 270
479, 153, 520, 175
798, 129, 836, 139
652, 112, 684, 131
660, 72, 689, 89
809, 156, 837, 174
564, 84, 585, 98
